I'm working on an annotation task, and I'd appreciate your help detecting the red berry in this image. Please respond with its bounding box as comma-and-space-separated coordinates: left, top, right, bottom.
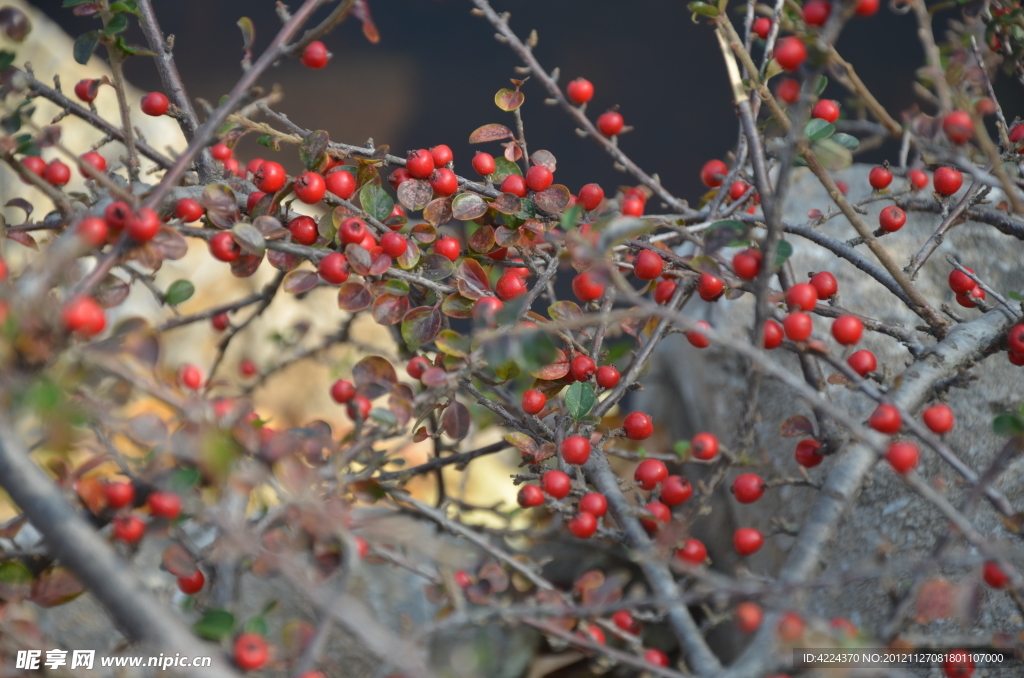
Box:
868, 166, 893, 190
381, 232, 408, 259
836, 180, 850, 195
76, 217, 108, 247
517, 484, 545, 507
736, 602, 763, 633
572, 272, 605, 302
908, 169, 929, 190
493, 272, 525, 301
21, 155, 46, 180
640, 501, 670, 533
879, 205, 906, 232
943, 110, 975, 144
869, 404, 901, 434
622, 196, 644, 216
406, 149, 434, 179
125, 208, 159, 243
634, 458, 668, 490
561, 436, 592, 465
453, 570, 472, 588
233, 633, 268, 671
525, 165, 554, 192
1008, 325, 1024, 353
777, 611, 805, 641
542, 470, 571, 499
500, 174, 528, 198
701, 159, 729, 188
74, 78, 100, 102
831, 315, 863, 345
596, 110, 624, 136
983, 560, 1009, 588
569, 355, 596, 382
346, 395, 371, 421
140, 92, 169, 116
661, 476, 693, 506
943, 652, 975, 678
43, 159, 71, 186
698, 273, 724, 301
210, 142, 232, 161
686, 321, 712, 349
643, 649, 668, 667
787, 282, 818, 311
239, 359, 257, 378
472, 152, 496, 176
595, 366, 620, 389
732, 473, 765, 503
388, 167, 411, 188
764, 319, 784, 349
568, 512, 597, 538
775, 37, 807, 71
812, 99, 840, 123
112, 515, 145, 543
692, 432, 719, 460
294, 172, 326, 204
104, 481, 135, 509
288, 215, 319, 246
434, 236, 461, 261
623, 411, 654, 440
783, 312, 813, 341
325, 168, 356, 199
430, 168, 459, 196
948, 266, 976, 294
848, 349, 877, 376
148, 491, 182, 520
612, 610, 641, 634
519, 390, 546, 416
212, 313, 230, 332
956, 287, 985, 308
254, 160, 286, 193
579, 492, 608, 517
578, 183, 604, 211
79, 151, 107, 178
803, 0, 831, 26
330, 379, 355, 404
810, 271, 838, 299
733, 248, 763, 280
301, 40, 329, 69
63, 295, 106, 336
676, 538, 708, 566
795, 439, 824, 468
406, 356, 430, 380
633, 249, 664, 280
856, 0, 879, 15
886, 441, 919, 474
566, 77, 594, 104
777, 78, 800, 104
654, 279, 678, 304
175, 198, 204, 223
473, 296, 503, 324
734, 527, 764, 556
318, 252, 349, 284
178, 569, 205, 594
339, 218, 367, 245
922, 404, 954, 434
753, 17, 771, 40
730, 181, 751, 201
209, 231, 241, 262
934, 167, 963, 195
428, 144, 453, 168
246, 191, 266, 214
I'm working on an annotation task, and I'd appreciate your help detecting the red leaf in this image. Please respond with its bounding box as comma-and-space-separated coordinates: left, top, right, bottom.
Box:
162, 544, 197, 577
337, 282, 371, 311
371, 294, 410, 326
442, 400, 471, 440
353, 0, 380, 43
283, 269, 319, 294
779, 414, 815, 438
455, 258, 491, 300
469, 124, 515, 144
397, 179, 432, 211
30, 568, 85, 608
530, 349, 570, 380
468, 225, 496, 253
5, 230, 37, 250
353, 355, 398, 399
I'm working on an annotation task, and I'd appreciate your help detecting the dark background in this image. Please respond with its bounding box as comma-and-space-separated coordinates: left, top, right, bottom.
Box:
32, 0, 1024, 206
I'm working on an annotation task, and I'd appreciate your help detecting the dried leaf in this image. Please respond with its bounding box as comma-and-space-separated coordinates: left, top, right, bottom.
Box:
353, 356, 397, 399
232, 222, 266, 255
200, 184, 240, 229
337, 282, 371, 311
452, 192, 488, 220
469, 124, 515, 144
397, 179, 433, 211
423, 197, 453, 227
94, 274, 130, 308
440, 295, 475, 320
371, 294, 410, 325
5, 230, 37, 249
779, 414, 815, 438
531, 149, 556, 172
468, 225, 496, 253
230, 252, 263, 278
455, 259, 491, 299
495, 88, 525, 112
492, 192, 522, 215
442, 400, 471, 440
299, 130, 330, 172
162, 544, 197, 578
283, 269, 319, 294
30, 568, 85, 608
151, 226, 189, 260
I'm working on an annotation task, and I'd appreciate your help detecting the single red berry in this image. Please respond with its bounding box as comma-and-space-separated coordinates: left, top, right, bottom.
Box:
736, 602, 763, 633
246, 191, 266, 214
1007, 325, 1024, 353
956, 286, 985, 308
325, 168, 356, 199
922, 404, 954, 434
868, 166, 893, 190
654, 279, 677, 304
434, 236, 461, 261
983, 560, 1009, 588
701, 159, 729, 188
294, 172, 326, 204
643, 649, 668, 667
1011, 123, 1024, 150
300, 39, 330, 68
339, 218, 367, 245
74, 78, 100, 102
330, 379, 355, 404
775, 37, 807, 71
764, 319, 784, 349
254, 160, 286, 193
572, 272, 605, 302
812, 99, 840, 123
21, 155, 46, 180
783, 312, 813, 341
733, 248, 763, 280
943, 652, 975, 678
831, 315, 863, 345
729, 181, 751, 201
869, 404, 901, 434
734, 527, 764, 556
406, 149, 434, 179
430, 168, 459, 196
661, 476, 693, 506
520, 390, 546, 416
233, 633, 268, 671
318, 252, 349, 284
676, 538, 708, 566
596, 110, 624, 136
568, 512, 597, 538
239, 359, 257, 378
287, 215, 318, 246
148, 491, 182, 519
569, 355, 596, 382
777, 78, 800, 104
140, 92, 169, 116
795, 438, 824, 467
346, 395, 372, 421
623, 411, 654, 440
698, 273, 724, 302
126, 208, 160, 243
578, 183, 604, 211
561, 436, 592, 465
542, 470, 571, 499
43, 159, 71, 186
452, 570, 472, 588
381, 232, 408, 259
473, 296, 503, 325
634, 459, 668, 490
879, 206, 906, 233
425, 144, 452, 168
175, 198, 204, 223
63, 296, 106, 336
856, 0, 879, 15
753, 17, 771, 39
943, 110, 975, 144
178, 569, 205, 594
692, 432, 719, 460
622, 197, 644, 216
500, 174, 528, 198
803, 0, 831, 25
595, 365, 620, 389
579, 492, 608, 517
388, 167, 411, 189
732, 473, 765, 504
79, 151, 107, 178
471, 152, 496, 176
633, 249, 664, 280
886, 441, 919, 474
809, 271, 838, 299
517, 484, 545, 507
847, 349, 877, 377
212, 313, 230, 332
948, 266, 976, 294
76, 217, 108, 247
210, 142, 232, 161
525, 165, 554, 193
934, 167, 963, 195
777, 611, 805, 641
112, 515, 145, 543
787, 282, 818, 311
566, 77, 595, 104
685, 321, 712, 349
209, 232, 241, 262
104, 481, 135, 509
494, 272, 526, 301
406, 356, 431, 380
612, 610, 641, 634
908, 169, 929, 190
640, 501, 670, 533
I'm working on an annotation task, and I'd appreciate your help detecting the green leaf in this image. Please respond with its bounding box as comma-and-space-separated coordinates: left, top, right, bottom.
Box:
1008, 291, 1022, 301
359, 183, 394, 223
109, 1, 140, 14
560, 204, 582, 231
256, 134, 277, 150
0, 560, 32, 585
804, 118, 835, 142
101, 13, 128, 36
814, 74, 828, 96
494, 359, 520, 382
774, 240, 794, 267
193, 609, 236, 640
0, 51, 14, 71
565, 382, 596, 420
687, 1, 719, 16
298, 130, 329, 171
810, 138, 853, 171
73, 31, 98, 65
164, 280, 195, 306
831, 133, 859, 150
400, 305, 442, 348
370, 407, 398, 427
62, 0, 95, 6
993, 413, 1024, 436
114, 36, 154, 57
491, 157, 522, 186
673, 440, 691, 458
704, 220, 749, 254
243, 616, 268, 636
167, 467, 201, 494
